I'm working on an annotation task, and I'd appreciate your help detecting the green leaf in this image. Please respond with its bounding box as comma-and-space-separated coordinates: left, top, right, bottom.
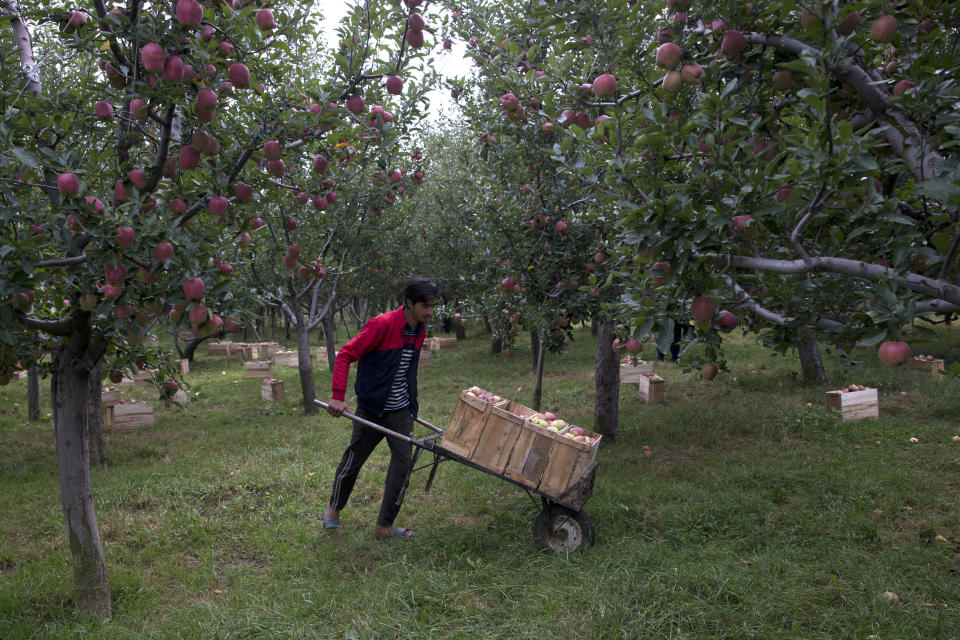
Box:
859, 327, 888, 346
11, 147, 38, 168
915, 179, 960, 203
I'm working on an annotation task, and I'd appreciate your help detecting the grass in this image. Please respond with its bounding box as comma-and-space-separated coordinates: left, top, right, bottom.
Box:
1, 324, 960, 639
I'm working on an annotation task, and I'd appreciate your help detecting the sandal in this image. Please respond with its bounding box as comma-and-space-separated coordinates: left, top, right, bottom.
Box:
323, 508, 342, 530
376, 526, 415, 538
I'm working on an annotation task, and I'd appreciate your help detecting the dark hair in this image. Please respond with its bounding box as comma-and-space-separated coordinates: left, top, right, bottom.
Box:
403, 278, 438, 305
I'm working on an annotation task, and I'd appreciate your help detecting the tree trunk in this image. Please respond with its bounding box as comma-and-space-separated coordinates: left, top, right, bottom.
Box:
529, 331, 540, 371
181, 337, 201, 362
482, 312, 492, 334
284, 313, 290, 341
322, 313, 338, 371
87, 362, 106, 468
51, 348, 111, 619
27, 365, 41, 421
798, 329, 828, 384
590, 314, 599, 336
296, 319, 318, 415
533, 340, 546, 411
593, 320, 619, 443
490, 335, 502, 354
454, 307, 466, 340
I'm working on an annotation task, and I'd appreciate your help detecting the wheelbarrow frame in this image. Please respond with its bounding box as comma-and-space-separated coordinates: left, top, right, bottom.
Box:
313, 399, 598, 549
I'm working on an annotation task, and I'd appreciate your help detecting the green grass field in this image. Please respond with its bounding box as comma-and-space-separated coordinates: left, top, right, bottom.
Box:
1, 326, 959, 639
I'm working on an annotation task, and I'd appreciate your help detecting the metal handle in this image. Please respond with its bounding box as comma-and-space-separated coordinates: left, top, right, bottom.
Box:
313, 399, 443, 444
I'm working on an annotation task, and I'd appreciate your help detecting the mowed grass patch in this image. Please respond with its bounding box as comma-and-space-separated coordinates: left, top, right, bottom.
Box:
1, 326, 959, 639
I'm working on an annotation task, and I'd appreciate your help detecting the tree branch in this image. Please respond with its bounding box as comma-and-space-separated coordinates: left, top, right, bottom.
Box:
694, 251, 960, 307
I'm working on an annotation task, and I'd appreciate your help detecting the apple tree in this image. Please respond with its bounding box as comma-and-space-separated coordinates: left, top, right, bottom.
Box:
447, 0, 960, 384
0, 0, 436, 618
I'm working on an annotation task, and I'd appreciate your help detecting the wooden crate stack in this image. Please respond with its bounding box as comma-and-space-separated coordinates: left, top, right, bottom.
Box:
825, 386, 878, 421
208, 341, 233, 356
236, 344, 260, 360
261, 379, 285, 402
101, 387, 120, 406
243, 361, 273, 379
259, 342, 284, 357
105, 402, 154, 430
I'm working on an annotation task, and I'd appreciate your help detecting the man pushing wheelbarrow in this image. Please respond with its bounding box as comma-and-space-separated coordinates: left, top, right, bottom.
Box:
322, 278, 438, 539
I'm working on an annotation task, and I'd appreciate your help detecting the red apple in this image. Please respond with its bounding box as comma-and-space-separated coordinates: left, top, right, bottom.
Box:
870, 14, 897, 42
105, 263, 126, 284
715, 310, 738, 331
405, 28, 424, 48
238, 232, 251, 248
255, 8, 276, 30
109, 369, 124, 384
57, 173, 79, 196
691, 296, 716, 323
592, 73, 617, 97
662, 70, 683, 93
346, 94, 365, 115
183, 277, 205, 300
313, 155, 329, 173
626, 338, 643, 354
651, 262, 671, 285
141, 43, 166, 73
656, 43, 682, 69
501, 277, 515, 292
127, 169, 146, 190
263, 140, 282, 161
154, 242, 174, 263
115, 226, 135, 247
719, 30, 746, 59
681, 63, 704, 84
702, 362, 718, 380
878, 340, 910, 366
312, 195, 328, 211
407, 13, 425, 30
179, 145, 200, 170
94, 100, 114, 119
175, 0, 202, 26
248, 217, 263, 230
233, 182, 253, 201
386, 75, 403, 95
228, 63, 250, 88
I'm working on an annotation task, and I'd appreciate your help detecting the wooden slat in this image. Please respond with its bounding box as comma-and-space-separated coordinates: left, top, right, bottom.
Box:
638, 374, 665, 404
440, 389, 494, 459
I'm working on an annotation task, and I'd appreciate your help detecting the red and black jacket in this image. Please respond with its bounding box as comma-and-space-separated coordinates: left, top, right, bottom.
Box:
331, 307, 425, 417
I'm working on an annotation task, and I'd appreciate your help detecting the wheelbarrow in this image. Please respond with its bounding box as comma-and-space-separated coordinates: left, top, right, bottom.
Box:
314, 399, 598, 551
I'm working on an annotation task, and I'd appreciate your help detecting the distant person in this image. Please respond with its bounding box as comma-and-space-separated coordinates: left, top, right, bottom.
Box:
657, 320, 691, 363
323, 278, 438, 538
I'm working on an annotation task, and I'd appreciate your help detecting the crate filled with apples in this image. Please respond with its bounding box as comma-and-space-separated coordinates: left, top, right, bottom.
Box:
441, 387, 505, 459
539, 421, 603, 498
470, 399, 537, 474
825, 385, 878, 421
638, 372, 665, 404
907, 354, 945, 379
502, 410, 562, 489
620, 356, 654, 383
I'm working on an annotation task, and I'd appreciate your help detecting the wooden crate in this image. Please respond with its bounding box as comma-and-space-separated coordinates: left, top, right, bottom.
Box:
101, 388, 120, 406
437, 337, 457, 351
418, 349, 432, 367
237, 344, 260, 360
179, 359, 190, 376
907, 356, 945, 380
261, 379, 285, 402
638, 373, 665, 404
208, 341, 232, 356
132, 370, 156, 388
11, 370, 28, 381
825, 387, 879, 421
105, 402, 154, 430
620, 360, 654, 383
315, 347, 328, 361
259, 342, 283, 357
503, 419, 559, 489
273, 351, 309, 368
539, 427, 602, 499
178, 331, 194, 342
469, 400, 534, 474
243, 361, 273, 379
440, 388, 497, 459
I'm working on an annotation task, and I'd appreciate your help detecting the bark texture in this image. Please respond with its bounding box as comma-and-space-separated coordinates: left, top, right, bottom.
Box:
27, 365, 41, 421
798, 329, 828, 385
87, 362, 106, 468
52, 348, 111, 619
593, 320, 619, 443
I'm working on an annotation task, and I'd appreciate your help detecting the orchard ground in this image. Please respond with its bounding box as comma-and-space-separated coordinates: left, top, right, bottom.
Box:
1, 325, 959, 639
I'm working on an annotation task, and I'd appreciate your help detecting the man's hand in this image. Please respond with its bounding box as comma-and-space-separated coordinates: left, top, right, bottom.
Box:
326, 398, 348, 417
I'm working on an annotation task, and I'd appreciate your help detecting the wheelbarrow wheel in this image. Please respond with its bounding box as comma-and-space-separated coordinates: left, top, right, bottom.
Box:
533, 504, 595, 551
